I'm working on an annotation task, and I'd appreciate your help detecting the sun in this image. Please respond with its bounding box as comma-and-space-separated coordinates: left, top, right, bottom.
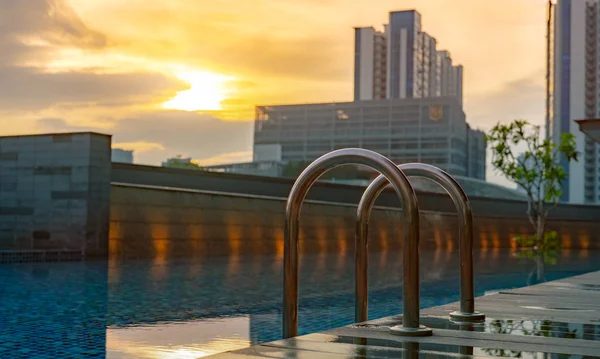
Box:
163, 71, 233, 111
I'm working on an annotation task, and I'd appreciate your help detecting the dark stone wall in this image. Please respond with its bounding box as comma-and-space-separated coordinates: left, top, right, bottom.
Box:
0, 133, 112, 257
109, 184, 600, 260
112, 163, 600, 222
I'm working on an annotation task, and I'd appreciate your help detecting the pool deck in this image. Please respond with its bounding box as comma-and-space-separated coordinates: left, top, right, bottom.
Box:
211, 270, 600, 358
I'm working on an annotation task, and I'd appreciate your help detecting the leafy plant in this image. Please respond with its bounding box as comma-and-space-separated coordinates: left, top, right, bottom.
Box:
162, 155, 203, 170
483, 319, 575, 358
486, 120, 578, 278
513, 231, 560, 265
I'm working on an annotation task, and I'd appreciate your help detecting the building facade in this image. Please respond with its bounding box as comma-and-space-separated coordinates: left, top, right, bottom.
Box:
254, 97, 485, 179
354, 10, 463, 105
203, 161, 284, 177
552, 0, 600, 204
466, 124, 486, 180
0, 132, 111, 258
354, 27, 387, 101
111, 148, 134, 164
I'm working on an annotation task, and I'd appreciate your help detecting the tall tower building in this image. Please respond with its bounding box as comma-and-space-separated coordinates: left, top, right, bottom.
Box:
353, 27, 387, 101
423, 33, 441, 97
552, 0, 600, 204
387, 10, 422, 99
353, 10, 463, 105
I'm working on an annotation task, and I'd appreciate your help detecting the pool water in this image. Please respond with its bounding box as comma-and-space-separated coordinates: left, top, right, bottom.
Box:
0, 249, 598, 358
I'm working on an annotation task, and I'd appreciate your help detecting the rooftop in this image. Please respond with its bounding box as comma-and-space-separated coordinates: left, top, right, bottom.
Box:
0, 131, 112, 139
576, 119, 600, 144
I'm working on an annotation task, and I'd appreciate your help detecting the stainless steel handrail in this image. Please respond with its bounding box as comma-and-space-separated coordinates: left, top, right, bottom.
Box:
356, 163, 485, 329
283, 149, 432, 339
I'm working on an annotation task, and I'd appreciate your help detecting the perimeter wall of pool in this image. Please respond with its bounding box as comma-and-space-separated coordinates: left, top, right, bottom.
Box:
109, 182, 600, 259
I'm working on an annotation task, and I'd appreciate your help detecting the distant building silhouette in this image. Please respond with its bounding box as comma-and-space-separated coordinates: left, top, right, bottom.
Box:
162, 155, 200, 169
354, 10, 463, 105
111, 148, 133, 164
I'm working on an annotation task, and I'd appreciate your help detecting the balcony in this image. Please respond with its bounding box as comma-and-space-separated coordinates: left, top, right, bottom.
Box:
576, 119, 600, 144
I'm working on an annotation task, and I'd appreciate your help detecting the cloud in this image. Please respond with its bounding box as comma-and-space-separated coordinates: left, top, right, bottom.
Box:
3, 0, 551, 193
195, 151, 253, 166
466, 74, 545, 131
468, 74, 547, 189
0, 67, 185, 111
68, 1, 351, 83
69, 0, 547, 97
36, 110, 254, 166
1, 0, 107, 65
112, 141, 165, 153
1, 0, 107, 46
0, 0, 186, 112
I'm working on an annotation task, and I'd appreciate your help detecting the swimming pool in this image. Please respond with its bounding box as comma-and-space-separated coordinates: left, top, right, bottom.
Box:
1, 249, 598, 358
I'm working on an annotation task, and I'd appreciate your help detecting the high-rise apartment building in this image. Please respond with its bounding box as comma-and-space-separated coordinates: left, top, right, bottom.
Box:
552, 0, 600, 204
354, 27, 387, 101
354, 10, 463, 105
386, 10, 422, 99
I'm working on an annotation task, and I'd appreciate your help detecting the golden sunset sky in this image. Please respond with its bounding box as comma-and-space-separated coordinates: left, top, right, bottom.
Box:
1, 0, 549, 186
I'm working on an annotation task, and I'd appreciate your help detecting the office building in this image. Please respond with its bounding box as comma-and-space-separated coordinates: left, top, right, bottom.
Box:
552, 0, 600, 204
254, 97, 485, 179
354, 10, 463, 105
111, 148, 133, 164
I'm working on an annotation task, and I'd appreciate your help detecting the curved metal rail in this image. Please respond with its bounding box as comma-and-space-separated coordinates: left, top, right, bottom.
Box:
356, 163, 485, 329
283, 149, 432, 339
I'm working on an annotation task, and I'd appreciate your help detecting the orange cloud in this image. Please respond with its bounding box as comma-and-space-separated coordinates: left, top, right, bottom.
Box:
112, 141, 165, 153
3, 0, 551, 189
195, 151, 253, 166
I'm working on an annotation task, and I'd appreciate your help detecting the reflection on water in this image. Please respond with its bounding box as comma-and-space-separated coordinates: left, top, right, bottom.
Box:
331, 333, 596, 359
422, 315, 600, 356
0, 249, 599, 358
107, 317, 251, 358
481, 319, 580, 358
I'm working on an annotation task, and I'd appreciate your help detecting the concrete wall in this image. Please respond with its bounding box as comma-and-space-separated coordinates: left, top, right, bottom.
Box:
112, 163, 600, 221
0, 133, 111, 257
109, 184, 600, 259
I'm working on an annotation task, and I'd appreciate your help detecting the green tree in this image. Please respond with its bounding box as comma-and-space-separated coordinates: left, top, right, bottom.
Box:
486, 120, 578, 280
483, 319, 577, 357
163, 155, 203, 170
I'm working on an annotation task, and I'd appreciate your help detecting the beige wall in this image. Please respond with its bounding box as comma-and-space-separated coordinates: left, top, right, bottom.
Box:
109, 184, 600, 259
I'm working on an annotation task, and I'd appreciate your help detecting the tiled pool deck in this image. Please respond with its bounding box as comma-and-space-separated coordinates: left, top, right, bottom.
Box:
212, 270, 600, 358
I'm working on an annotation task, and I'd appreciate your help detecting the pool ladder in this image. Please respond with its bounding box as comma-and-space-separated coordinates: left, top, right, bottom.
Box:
282, 148, 485, 339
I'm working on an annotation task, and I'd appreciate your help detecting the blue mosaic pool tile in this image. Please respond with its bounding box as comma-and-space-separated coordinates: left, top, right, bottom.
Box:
0, 251, 598, 357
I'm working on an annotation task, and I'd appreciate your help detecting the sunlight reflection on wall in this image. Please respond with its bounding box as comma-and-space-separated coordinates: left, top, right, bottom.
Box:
316, 217, 328, 253
445, 232, 454, 253
187, 224, 203, 255
274, 226, 284, 259
480, 232, 489, 253
580, 234, 590, 249
109, 186, 600, 262
379, 226, 389, 252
